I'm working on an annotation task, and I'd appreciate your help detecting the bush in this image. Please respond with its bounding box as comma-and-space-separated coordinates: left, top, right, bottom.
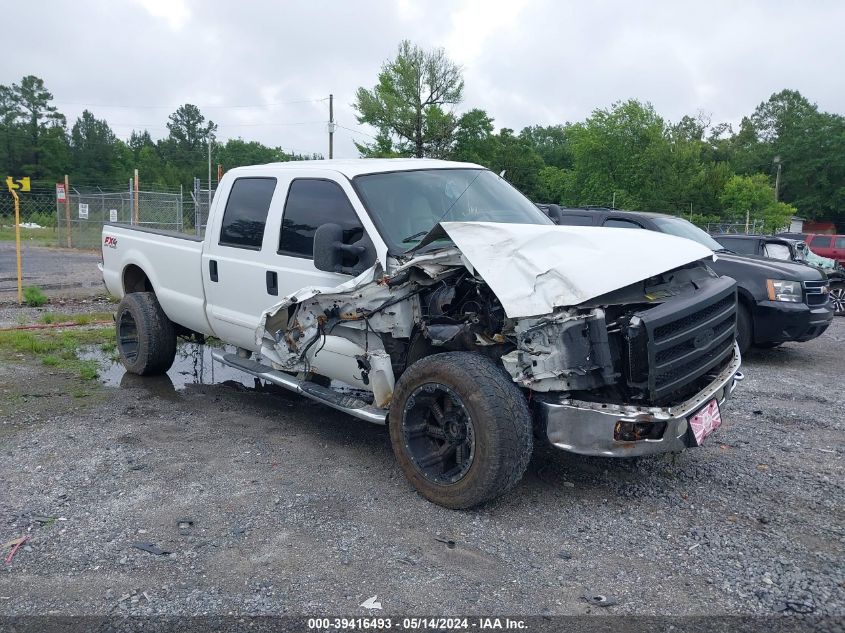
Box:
23, 286, 48, 307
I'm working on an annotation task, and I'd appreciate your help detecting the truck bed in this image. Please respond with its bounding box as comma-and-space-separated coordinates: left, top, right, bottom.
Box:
101, 223, 213, 336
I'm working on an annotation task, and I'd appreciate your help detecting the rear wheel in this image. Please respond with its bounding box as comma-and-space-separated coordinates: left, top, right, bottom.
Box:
389, 352, 533, 509
736, 303, 752, 355
116, 292, 176, 375
830, 283, 845, 316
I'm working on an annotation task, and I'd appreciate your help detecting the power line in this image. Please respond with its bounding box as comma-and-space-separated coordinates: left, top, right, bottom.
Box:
53, 97, 330, 110
334, 123, 378, 141
108, 121, 326, 129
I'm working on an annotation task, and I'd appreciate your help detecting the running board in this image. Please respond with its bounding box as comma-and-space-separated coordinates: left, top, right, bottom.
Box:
211, 351, 387, 425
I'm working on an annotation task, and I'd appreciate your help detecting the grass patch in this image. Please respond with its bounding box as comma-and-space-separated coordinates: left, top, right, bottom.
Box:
0, 226, 58, 245
39, 311, 113, 325
23, 286, 48, 307
0, 326, 114, 381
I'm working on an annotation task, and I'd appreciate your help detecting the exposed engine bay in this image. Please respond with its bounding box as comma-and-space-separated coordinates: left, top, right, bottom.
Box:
257, 241, 735, 411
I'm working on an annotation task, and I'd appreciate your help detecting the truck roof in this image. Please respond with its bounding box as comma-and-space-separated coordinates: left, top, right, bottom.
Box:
228, 158, 484, 178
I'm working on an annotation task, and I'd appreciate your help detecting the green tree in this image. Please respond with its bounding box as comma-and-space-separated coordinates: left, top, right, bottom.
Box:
518, 125, 572, 169
489, 129, 545, 199
159, 104, 217, 185
70, 110, 121, 181
720, 174, 796, 233
566, 100, 672, 209
354, 40, 463, 157
450, 108, 496, 165
15, 75, 67, 178
217, 138, 291, 168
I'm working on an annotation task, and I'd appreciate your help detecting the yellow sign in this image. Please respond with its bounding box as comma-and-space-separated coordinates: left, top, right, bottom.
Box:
5, 176, 31, 192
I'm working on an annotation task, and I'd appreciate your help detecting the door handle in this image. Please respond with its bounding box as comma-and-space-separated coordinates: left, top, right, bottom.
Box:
266, 270, 278, 295
209, 260, 218, 282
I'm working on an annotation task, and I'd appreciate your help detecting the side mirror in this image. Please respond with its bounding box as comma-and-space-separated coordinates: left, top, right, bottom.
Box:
545, 204, 563, 224
313, 223, 373, 275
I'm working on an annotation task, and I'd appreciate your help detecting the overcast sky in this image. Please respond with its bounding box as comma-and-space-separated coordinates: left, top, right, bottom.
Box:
2, 0, 843, 158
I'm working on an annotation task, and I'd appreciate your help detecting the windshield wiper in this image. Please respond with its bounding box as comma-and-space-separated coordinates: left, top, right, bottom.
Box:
401, 230, 429, 243
716, 248, 735, 254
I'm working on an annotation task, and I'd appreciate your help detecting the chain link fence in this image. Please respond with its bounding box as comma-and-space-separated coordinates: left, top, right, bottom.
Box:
705, 220, 765, 234
56, 185, 185, 249
190, 178, 216, 236
0, 178, 200, 301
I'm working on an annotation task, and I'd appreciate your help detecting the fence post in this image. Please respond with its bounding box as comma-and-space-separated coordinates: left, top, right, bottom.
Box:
129, 179, 133, 225
64, 174, 72, 247
194, 177, 200, 236
133, 169, 139, 225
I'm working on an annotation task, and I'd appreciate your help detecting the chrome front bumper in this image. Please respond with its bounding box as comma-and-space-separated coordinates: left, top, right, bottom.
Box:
536, 343, 743, 457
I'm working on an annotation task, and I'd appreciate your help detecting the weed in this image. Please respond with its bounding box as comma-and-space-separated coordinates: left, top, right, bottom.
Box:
23, 286, 48, 307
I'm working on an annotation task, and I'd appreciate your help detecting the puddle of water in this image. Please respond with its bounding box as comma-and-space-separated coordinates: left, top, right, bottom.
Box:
78, 340, 375, 403
78, 341, 260, 394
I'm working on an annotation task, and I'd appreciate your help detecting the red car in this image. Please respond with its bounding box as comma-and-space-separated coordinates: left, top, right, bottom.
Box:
806, 234, 845, 265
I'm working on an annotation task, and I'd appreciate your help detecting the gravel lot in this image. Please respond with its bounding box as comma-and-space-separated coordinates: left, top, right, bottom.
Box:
0, 306, 842, 618
0, 241, 103, 301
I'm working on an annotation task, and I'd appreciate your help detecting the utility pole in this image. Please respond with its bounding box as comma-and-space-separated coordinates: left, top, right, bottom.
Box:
207, 139, 212, 211
328, 93, 335, 159
774, 155, 782, 202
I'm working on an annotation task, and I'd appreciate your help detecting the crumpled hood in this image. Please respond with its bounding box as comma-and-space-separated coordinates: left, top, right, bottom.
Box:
435, 221, 715, 318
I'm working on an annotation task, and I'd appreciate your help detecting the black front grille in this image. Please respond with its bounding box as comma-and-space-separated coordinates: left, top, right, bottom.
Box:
804, 280, 829, 306
625, 277, 737, 404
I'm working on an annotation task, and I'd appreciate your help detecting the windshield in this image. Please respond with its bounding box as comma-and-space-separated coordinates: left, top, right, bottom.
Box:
353, 168, 552, 252
651, 217, 724, 252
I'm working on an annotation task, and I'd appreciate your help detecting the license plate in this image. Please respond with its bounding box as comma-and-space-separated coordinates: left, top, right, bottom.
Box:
689, 399, 722, 446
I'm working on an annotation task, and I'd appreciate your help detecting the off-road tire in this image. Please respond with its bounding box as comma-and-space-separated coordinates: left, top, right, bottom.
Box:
736, 303, 752, 355
389, 352, 533, 509
116, 292, 176, 376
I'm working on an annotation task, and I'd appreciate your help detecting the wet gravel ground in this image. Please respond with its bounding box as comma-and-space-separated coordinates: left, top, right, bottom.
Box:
0, 317, 842, 618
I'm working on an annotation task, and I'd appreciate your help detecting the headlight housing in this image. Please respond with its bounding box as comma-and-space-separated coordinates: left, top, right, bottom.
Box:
766, 279, 802, 303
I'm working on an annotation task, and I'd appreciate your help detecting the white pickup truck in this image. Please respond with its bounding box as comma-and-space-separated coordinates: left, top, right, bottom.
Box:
101, 158, 743, 508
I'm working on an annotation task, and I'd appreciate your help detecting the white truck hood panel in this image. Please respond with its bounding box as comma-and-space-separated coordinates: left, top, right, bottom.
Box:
438, 221, 715, 318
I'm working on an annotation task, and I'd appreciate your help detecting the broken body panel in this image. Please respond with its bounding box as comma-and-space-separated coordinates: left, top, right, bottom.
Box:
257, 221, 742, 455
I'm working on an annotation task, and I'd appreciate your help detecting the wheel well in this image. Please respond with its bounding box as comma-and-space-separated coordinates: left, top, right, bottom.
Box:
123, 264, 154, 294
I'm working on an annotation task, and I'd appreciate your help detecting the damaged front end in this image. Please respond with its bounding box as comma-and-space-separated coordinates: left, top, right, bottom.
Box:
256, 221, 742, 456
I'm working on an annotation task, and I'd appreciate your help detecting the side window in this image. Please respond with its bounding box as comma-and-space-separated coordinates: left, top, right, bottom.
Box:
835, 237, 845, 248
279, 179, 363, 258
219, 178, 277, 249
603, 218, 644, 229
810, 235, 832, 248
763, 243, 791, 260
722, 239, 757, 255
558, 214, 595, 226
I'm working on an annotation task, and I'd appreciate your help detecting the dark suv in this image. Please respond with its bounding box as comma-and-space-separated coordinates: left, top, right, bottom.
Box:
713, 234, 844, 316
539, 206, 833, 353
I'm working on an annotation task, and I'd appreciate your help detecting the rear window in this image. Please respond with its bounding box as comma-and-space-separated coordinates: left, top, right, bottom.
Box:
558, 214, 595, 226
810, 235, 833, 248
219, 178, 277, 249
603, 218, 643, 229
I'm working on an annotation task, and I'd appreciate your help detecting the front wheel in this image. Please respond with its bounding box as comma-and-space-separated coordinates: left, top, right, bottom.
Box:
830, 283, 845, 317
389, 352, 533, 509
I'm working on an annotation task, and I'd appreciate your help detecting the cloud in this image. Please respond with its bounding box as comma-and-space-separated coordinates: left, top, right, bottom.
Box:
0, 0, 842, 161
134, 0, 191, 30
